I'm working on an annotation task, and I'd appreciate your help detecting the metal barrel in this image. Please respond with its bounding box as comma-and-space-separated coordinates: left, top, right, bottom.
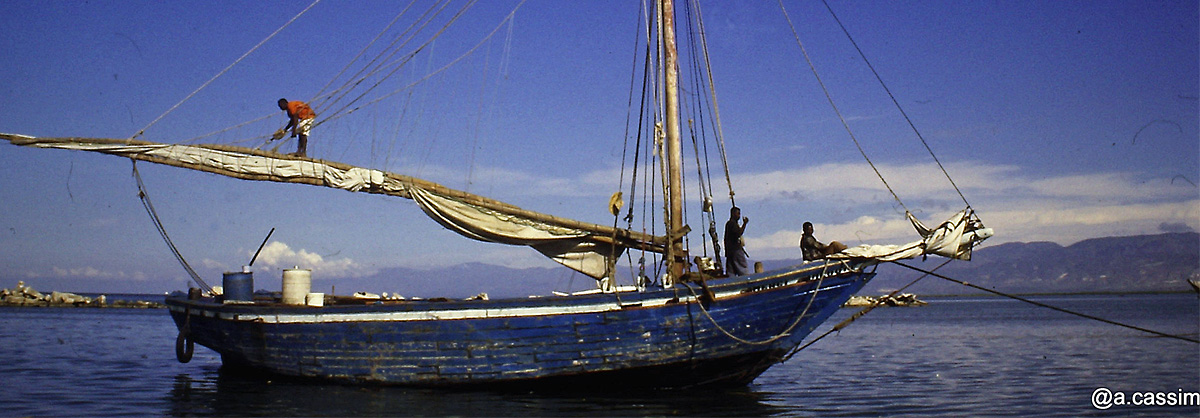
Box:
222, 272, 254, 302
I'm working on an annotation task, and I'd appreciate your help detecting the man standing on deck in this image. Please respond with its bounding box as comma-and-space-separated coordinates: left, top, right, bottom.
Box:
276, 98, 316, 157
724, 207, 749, 276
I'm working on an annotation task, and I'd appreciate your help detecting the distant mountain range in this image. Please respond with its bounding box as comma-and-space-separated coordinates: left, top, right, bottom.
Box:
341, 232, 1199, 299
859, 232, 1199, 295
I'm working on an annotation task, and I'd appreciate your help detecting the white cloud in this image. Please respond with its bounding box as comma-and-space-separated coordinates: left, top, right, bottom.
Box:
729, 161, 1017, 204
48, 266, 149, 281
199, 258, 228, 271
735, 161, 1199, 260
978, 200, 1199, 245
347, 160, 1197, 266
252, 241, 373, 278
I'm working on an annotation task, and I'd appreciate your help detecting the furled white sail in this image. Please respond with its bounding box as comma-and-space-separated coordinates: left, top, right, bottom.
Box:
411, 188, 621, 278
1, 133, 659, 278
3, 134, 406, 194
832, 209, 993, 262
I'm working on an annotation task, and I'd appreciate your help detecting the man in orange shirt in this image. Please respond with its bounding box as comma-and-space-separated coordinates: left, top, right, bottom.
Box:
276, 98, 316, 157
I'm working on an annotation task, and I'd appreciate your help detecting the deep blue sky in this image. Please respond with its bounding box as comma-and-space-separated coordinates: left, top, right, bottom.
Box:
1, 0, 1196, 294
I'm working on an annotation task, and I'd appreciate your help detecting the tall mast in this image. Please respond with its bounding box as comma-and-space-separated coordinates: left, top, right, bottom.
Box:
661, 0, 687, 281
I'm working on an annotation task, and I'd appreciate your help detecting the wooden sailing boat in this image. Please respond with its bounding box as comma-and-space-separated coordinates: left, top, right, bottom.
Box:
1, 1, 990, 388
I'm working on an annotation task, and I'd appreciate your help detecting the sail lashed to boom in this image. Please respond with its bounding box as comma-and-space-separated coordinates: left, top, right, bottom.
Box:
832, 209, 993, 262
410, 188, 625, 278
1, 133, 662, 278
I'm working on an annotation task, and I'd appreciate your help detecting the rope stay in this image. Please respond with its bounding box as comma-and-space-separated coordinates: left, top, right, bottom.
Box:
312, 0, 524, 130
176, 0, 524, 151
818, 0, 969, 208
776, 0, 907, 213
314, 0, 475, 126
132, 0, 323, 141
688, 0, 736, 207
132, 161, 214, 293
621, 0, 729, 282
309, 0, 429, 110
612, 0, 653, 287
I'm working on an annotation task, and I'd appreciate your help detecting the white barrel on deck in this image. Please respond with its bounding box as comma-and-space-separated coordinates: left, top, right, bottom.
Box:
306, 292, 324, 307
281, 268, 312, 305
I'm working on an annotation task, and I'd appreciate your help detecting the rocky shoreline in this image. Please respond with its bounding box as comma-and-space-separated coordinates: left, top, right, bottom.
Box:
0, 281, 164, 309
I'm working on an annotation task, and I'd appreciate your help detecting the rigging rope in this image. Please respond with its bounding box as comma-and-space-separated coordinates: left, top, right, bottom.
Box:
131, 161, 214, 293
681, 261, 847, 346
181, 0, 520, 150
781, 259, 944, 362
614, 0, 654, 288
785, 258, 1197, 363
315, 0, 465, 120
131, 0, 323, 141
310, 0, 425, 108
314, 0, 523, 127
892, 261, 1200, 344
818, 0, 970, 207
681, 1, 716, 259
776, 0, 908, 213
689, 0, 736, 207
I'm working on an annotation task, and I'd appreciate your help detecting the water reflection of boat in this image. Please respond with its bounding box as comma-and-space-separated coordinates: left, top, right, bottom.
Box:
166, 366, 785, 417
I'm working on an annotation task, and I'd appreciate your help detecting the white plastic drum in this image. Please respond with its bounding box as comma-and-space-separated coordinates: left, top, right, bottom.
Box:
281, 268, 312, 305
306, 292, 324, 307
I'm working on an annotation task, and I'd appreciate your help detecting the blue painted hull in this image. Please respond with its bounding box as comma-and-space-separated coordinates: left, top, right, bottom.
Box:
167, 261, 873, 388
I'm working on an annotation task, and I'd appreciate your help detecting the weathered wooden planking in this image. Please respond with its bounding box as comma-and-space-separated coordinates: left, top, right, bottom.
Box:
168, 263, 873, 387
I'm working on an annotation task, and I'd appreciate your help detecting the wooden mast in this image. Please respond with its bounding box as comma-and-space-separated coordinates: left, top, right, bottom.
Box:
661, 0, 688, 281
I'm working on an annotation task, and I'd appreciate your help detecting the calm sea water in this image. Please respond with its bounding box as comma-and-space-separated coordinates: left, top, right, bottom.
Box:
1, 293, 1196, 417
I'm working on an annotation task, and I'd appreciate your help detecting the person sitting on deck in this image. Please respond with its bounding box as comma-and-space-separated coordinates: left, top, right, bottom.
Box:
800, 221, 847, 261
275, 98, 316, 157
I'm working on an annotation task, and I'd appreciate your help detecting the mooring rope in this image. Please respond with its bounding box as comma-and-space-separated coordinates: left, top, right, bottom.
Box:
892, 261, 1199, 344
781, 259, 947, 363
783, 258, 1196, 363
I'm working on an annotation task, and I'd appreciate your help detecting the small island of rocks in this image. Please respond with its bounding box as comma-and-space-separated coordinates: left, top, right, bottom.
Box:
0, 281, 164, 309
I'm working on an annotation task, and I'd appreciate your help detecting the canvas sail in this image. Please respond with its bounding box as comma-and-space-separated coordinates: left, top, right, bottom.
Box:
833, 209, 993, 262
1, 131, 991, 275
410, 187, 622, 278
0, 133, 661, 278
